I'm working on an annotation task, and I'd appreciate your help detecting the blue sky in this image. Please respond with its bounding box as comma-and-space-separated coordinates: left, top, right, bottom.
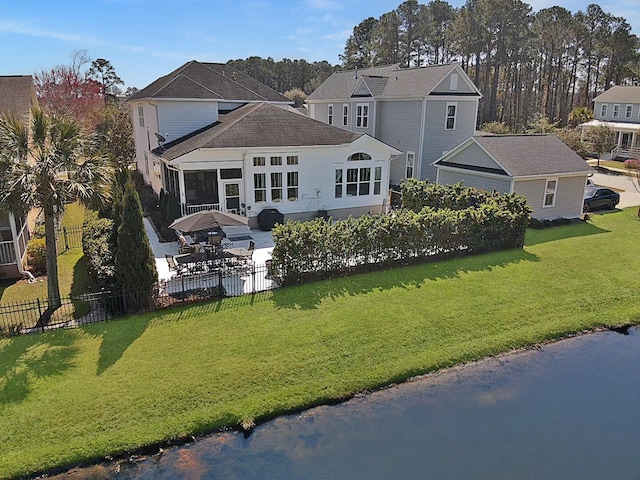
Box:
1, 0, 637, 90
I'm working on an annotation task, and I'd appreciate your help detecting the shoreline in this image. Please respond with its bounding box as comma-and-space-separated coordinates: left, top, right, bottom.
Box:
38, 323, 637, 480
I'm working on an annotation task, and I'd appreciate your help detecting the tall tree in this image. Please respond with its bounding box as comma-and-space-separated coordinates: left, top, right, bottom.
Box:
371, 11, 401, 65
87, 58, 124, 106
341, 17, 378, 68
115, 180, 157, 311
0, 107, 113, 313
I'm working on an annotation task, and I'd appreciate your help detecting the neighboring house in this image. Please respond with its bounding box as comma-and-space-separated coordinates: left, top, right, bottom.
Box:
306, 63, 481, 184
0, 76, 36, 279
130, 62, 400, 225
581, 86, 640, 159
433, 134, 594, 220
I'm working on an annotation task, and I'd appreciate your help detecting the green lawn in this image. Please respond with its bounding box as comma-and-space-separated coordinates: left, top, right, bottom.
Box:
1, 208, 639, 478
0, 204, 89, 319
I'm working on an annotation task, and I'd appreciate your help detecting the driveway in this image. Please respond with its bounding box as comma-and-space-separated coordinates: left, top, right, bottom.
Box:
590, 171, 640, 209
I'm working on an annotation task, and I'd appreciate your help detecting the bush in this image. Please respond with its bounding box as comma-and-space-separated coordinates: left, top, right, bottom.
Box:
271, 181, 532, 285
82, 210, 115, 287
26, 238, 47, 276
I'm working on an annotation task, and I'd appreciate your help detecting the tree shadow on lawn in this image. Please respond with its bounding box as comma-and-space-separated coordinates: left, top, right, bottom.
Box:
87, 316, 153, 376
0, 329, 79, 404
270, 248, 539, 311
525, 220, 609, 247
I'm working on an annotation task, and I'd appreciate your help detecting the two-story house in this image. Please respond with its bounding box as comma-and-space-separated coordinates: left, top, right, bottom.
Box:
581, 86, 640, 159
0, 76, 35, 279
305, 63, 482, 184
128, 61, 400, 224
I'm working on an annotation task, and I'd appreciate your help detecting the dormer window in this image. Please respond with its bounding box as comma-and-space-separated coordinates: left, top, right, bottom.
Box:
348, 152, 372, 161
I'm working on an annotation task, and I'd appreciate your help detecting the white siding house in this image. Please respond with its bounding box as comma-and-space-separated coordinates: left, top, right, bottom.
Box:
128, 64, 400, 226
581, 85, 640, 159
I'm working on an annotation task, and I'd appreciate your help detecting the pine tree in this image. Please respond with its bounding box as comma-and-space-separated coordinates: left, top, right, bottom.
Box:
115, 181, 157, 311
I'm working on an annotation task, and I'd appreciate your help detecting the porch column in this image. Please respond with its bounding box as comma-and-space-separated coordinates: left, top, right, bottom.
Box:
616, 131, 622, 149
178, 170, 186, 206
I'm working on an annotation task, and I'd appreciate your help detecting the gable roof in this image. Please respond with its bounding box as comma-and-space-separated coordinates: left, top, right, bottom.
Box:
153, 102, 363, 161
592, 86, 640, 104
435, 134, 594, 177
0, 75, 38, 118
128, 61, 290, 103
307, 63, 479, 101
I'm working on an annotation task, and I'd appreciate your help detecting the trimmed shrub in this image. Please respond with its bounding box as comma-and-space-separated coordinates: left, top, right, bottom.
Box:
26, 238, 47, 276
82, 210, 115, 287
115, 181, 157, 311
271, 181, 532, 285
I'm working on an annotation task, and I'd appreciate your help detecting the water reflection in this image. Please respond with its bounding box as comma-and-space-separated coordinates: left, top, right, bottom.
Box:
60, 328, 640, 480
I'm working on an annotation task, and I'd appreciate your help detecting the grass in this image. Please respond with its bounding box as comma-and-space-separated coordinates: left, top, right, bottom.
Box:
0, 203, 90, 320
1, 208, 639, 478
588, 159, 628, 170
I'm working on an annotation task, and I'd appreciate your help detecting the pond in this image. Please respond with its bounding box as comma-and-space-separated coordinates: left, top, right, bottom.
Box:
59, 328, 640, 479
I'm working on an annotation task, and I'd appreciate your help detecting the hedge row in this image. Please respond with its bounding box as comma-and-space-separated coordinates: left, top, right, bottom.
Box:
271, 181, 531, 285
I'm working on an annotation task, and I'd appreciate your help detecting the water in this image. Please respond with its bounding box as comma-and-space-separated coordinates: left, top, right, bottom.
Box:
61, 328, 640, 479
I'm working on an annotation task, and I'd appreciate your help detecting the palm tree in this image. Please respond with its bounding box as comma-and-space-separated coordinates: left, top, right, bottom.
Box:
0, 107, 113, 314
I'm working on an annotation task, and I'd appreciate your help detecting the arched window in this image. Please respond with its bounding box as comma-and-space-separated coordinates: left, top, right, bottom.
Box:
348, 152, 372, 161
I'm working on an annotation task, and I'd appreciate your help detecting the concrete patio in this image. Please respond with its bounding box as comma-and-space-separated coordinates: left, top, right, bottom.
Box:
144, 218, 278, 296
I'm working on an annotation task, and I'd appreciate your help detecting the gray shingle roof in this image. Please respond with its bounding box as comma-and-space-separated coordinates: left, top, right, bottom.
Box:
154, 102, 362, 161
0, 76, 38, 118
472, 134, 594, 177
592, 86, 640, 104
128, 61, 290, 103
307, 63, 475, 101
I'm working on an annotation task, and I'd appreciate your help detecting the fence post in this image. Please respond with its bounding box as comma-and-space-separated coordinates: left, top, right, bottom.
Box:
63, 227, 69, 251
121, 286, 128, 315
181, 276, 185, 304
37, 299, 44, 332
251, 262, 256, 294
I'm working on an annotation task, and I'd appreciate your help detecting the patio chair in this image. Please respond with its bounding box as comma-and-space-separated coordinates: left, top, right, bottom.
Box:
166, 254, 187, 275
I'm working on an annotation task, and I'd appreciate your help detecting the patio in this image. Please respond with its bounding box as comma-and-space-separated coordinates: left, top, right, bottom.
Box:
143, 218, 277, 296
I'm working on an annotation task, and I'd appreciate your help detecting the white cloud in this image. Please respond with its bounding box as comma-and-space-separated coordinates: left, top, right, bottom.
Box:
305, 0, 342, 10
0, 20, 104, 45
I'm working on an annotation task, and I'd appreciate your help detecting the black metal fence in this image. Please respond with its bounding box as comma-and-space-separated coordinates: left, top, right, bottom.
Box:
0, 262, 280, 338
55, 226, 83, 253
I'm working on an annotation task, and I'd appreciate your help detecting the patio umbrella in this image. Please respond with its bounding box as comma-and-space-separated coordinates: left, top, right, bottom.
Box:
169, 209, 248, 234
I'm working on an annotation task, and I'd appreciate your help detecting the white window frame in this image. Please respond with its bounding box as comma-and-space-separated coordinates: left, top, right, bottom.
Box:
270, 172, 283, 203
138, 105, 145, 127
328, 104, 333, 125
253, 156, 266, 167
356, 103, 369, 128
342, 104, 349, 126
449, 73, 458, 90
287, 171, 299, 201
600, 104, 607, 117
254, 173, 267, 203
612, 104, 620, 118
445, 102, 457, 130
625, 104, 633, 119
406, 151, 415, 178
543, 178, 558, 208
